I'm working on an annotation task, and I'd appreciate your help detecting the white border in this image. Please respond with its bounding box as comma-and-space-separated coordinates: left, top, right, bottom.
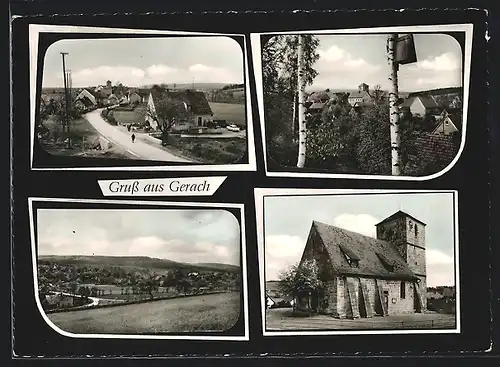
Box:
29, 24, 256, 171
28, 197, 249, 341
254, 188, 460, 336
251, 24, 473, 181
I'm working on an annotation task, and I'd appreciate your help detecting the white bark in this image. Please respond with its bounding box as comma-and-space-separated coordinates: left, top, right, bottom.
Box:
292, 92, 297, 135
387, 34, 401, 176
296, 35, 307, 168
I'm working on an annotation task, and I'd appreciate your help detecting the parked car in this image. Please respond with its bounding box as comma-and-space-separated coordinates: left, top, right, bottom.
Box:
226, 124, 241, 132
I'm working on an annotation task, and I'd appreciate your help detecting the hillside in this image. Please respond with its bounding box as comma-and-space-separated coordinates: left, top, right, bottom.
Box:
139, 83, 235, 92
38, 255, 240, 273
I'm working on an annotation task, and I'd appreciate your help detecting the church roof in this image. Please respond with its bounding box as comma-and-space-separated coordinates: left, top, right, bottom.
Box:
309, 220, 419, 281
375, 210, 427, 226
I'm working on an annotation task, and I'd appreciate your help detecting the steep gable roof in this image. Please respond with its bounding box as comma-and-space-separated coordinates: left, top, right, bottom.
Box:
150, 89, 213, 115
310, 220, 418, 281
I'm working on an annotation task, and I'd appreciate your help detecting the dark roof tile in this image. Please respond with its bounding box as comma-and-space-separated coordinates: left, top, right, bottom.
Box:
311, 220, 418, 281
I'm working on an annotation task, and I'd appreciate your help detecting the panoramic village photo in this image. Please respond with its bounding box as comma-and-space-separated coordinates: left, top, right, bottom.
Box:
262, 192, 458, 333
37, 36, 247, 165
34, 208, 244, 336
260, 31, 467, 177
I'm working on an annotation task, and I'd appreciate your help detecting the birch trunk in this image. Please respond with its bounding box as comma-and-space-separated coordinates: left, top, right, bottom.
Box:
387, 34, 401, 176
296, 35, 307, 168
291, 92, 297, 135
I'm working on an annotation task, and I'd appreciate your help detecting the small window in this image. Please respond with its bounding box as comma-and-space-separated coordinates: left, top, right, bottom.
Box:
376, 252, 395, 272
414, 225, 418, 237
400, 281, 406, 299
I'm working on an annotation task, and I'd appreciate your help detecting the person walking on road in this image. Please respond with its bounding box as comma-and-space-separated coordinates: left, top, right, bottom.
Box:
131, 134, 136, 143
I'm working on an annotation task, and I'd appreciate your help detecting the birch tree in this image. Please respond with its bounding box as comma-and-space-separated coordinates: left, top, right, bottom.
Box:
387, 34, 401, 175
296, 35, 307, 167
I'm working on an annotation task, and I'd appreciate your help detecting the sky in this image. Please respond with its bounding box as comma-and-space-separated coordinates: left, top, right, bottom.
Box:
42, 36, 244, 88
36, 209, 241, 266
300, 33, 463, 92
264, 192, 456, 287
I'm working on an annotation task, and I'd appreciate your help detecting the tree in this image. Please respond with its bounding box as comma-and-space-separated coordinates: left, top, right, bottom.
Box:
372, 84, 386, 104
387, 34, 402, 175
261, 34, 319, 148
278, 259, 324, 313
296, 35, 307, 168
68, 282, 78, 296
145, 87, 193, 145
176, 278, 192, 296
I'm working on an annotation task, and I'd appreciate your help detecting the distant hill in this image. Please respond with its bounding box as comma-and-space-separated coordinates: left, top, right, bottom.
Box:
139, 83, 238, 92
306, 88, 411, 99
408, 86, 462, 97
38, 255, 240, 273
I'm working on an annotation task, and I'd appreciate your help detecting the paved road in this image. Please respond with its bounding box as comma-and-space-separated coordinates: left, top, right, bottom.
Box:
50, 291, 124, 307
85, 109, 193, 163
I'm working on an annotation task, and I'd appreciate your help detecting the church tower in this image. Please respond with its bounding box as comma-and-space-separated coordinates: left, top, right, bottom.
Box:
375, 210, 427, 310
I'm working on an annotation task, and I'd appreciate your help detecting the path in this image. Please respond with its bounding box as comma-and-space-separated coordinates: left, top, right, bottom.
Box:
84, 109, 194, 163
52, 291, 125, 307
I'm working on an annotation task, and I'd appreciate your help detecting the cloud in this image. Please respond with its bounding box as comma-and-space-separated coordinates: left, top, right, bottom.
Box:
146, 64, 178, 77
316, 45, 381, 73
265, 235, 305, 280
416, 52, 460, 71
426, 249, 455, 287
333, 214, 378, 237
46, 63, 242, 88
127, 236, 166, 255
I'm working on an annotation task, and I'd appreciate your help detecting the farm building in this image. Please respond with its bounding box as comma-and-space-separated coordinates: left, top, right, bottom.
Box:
127, 91, 143, 104
145, 88, 214, 132
294, 210, 427, 319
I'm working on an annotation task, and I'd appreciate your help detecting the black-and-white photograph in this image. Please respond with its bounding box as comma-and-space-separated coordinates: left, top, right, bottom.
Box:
257, 190, 458, 334
254, 25, 472, 179
30, 201, 247, 339
33, 28, 253, 169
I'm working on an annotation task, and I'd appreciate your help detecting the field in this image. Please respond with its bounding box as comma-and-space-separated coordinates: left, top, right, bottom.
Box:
80, 283, 172, 301
266, 309, 456, 331
167, 135, 246, 164
38, 116, 130, 159
209, 102, 246, 127
47, 292, 240, 334
111, 105, 147, 125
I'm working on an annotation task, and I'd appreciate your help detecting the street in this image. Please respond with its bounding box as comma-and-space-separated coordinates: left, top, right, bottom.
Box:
84, 109, 194, 163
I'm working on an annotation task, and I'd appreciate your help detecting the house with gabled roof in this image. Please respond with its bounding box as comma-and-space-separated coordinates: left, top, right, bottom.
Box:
432, 109, 462, 136
294, 210, 427, 319
145, 88, 214, 131
404, 95, 442, 118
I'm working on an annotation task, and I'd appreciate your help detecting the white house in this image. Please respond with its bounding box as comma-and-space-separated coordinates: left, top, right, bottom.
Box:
75, 89, 97, 106
432, 110, 462, 135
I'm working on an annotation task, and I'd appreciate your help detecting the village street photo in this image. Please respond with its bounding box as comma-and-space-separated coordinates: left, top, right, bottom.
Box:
33, 206, 245, 338
257, 26, 471, 177
260, 191, 458, 334
36, 35, 247, 165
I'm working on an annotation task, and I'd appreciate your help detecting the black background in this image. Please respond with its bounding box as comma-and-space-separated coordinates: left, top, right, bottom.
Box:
9, 4, 496, 360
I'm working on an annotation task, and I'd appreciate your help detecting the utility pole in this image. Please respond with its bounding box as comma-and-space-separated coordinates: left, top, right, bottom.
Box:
387, 34, 401, 176
60, 52, 71, 148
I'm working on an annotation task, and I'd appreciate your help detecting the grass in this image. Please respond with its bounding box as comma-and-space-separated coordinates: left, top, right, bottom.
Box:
112, 105, 147, 125
47, 292, 240, 334
166, 135, 246, 164
209, 102, 246, 128
38, 116, 131, 159
265, 308, 456, 331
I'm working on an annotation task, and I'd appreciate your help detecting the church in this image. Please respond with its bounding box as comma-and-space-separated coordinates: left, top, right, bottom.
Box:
294, 210, 427, 319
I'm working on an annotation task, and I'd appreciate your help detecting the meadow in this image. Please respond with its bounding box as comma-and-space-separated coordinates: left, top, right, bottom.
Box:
47, 292, 241, 334
209, 102, 246, 128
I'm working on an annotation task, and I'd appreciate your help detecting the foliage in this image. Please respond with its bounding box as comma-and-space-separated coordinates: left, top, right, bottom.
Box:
146, 86, 193, 145
278, 259, 324, 297
262, 35, 320, 140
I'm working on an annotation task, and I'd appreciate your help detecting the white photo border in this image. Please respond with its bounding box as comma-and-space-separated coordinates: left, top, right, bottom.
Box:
28, 197, 249, 341
29, 24, 256, 171
251, 24, 474, 181
254, 188, 460, 336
